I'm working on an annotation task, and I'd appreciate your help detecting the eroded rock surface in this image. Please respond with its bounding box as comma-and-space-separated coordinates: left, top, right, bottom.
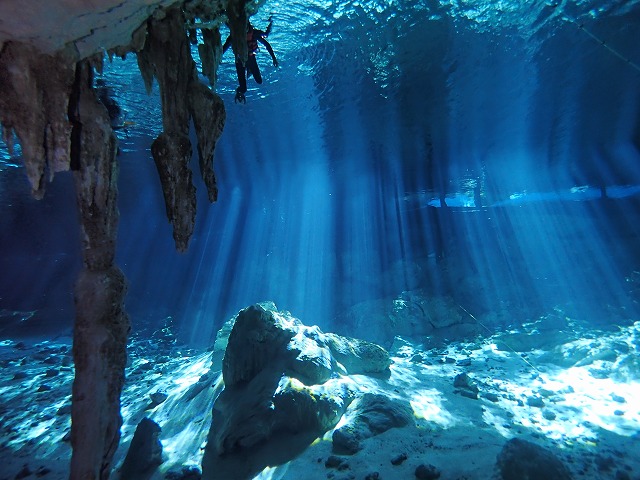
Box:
201, 303, 392, 480
337, 290, 476, 347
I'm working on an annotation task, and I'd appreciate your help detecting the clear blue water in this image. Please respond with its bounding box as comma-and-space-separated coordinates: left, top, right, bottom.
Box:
1, 0, 640, 346
1, 2, 640, 478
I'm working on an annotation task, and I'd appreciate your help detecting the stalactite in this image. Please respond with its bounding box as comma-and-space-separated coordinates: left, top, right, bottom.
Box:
136, 5, 226, 251
151, 132, 197, 251
226, 0, 249, 66
198, 28, 223, 88
136, 7, 198, 251
189, 81, 226, 202
68, 59, 130, 480
0, 42, 75, 198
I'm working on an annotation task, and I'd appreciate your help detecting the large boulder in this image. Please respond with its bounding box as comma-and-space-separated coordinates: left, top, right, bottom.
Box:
497, 438, 573, 480
201, 303, 392, 480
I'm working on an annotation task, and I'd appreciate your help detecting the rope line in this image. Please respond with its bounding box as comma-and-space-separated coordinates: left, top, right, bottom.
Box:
549, 2, 640, 75
458, 303, 541, 373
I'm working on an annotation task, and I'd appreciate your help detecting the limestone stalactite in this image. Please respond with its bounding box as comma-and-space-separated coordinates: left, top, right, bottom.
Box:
137, 6, 226, 251
226, 0, 249, 66
0, 42, 75, 198
189, 81, 226, 202
198, 28, 223, 88
68, 59, 130, 480
0, 39, 130, 480
137, 7, 196, 251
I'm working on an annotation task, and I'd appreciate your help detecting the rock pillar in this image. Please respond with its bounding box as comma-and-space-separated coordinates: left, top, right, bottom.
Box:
68, 59, 130, 480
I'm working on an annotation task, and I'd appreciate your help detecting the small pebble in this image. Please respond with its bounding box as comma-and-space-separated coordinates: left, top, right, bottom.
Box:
538, 388, 555, 397
391, 453, 408, 465
149, 391, 168, 405
56, 404, 72, 416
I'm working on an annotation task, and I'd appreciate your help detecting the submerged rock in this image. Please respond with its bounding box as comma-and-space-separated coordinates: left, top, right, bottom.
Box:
453, 372, 479, 399
391, 452, 408, 465
201, 303, 392, 480
526, 395, 545, 408
332, 393, 414, 455
165, 466, 202, 480
497, 438, 573, 480
415, 463, 441, 479
119, 417, 163, 479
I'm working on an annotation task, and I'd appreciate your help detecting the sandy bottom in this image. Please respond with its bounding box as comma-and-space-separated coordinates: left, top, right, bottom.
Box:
1, 318, 639, 480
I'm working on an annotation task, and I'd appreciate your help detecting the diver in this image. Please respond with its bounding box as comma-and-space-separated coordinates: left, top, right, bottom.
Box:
223, 17, 279, 104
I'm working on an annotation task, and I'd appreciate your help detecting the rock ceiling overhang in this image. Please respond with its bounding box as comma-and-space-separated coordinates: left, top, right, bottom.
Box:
0, 0, 201, 58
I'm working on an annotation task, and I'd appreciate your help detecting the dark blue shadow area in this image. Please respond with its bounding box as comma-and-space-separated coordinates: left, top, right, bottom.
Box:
0, 167, 81, 337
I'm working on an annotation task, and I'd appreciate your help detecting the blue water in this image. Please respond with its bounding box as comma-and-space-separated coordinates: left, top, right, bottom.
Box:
1, 0, 640, 348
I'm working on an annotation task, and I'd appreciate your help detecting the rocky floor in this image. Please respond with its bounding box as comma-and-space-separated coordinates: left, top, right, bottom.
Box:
0, 314, 639, 480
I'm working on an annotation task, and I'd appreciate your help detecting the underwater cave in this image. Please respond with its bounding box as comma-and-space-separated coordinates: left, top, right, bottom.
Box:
1, 0, 640, 479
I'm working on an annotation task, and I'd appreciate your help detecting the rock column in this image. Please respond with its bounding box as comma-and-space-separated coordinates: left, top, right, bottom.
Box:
68, 59, 130, 480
